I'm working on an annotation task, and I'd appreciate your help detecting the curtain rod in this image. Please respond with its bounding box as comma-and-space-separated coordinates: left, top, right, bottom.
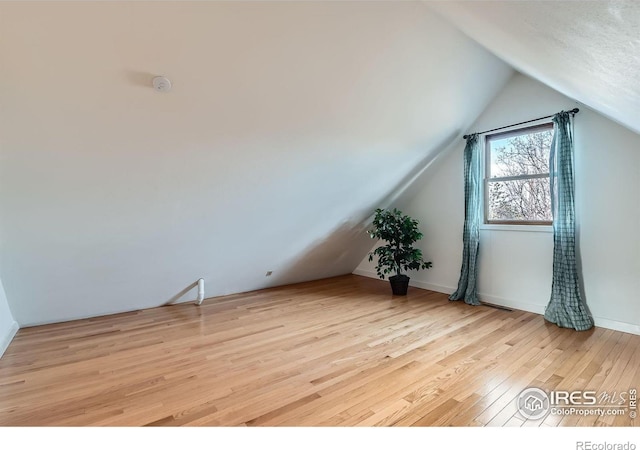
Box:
463, 108, 579, 139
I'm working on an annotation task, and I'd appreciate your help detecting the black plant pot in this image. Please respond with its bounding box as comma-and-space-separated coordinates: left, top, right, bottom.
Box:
389, 274, 410, 296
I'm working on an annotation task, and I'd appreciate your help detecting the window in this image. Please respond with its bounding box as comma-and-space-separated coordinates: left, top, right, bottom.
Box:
484, 123, 553, 225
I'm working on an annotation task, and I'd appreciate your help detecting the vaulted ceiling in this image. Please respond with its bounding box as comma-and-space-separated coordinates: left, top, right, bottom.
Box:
1, 1, 638, 326
428, 1, 640, 134
0, 2, 511, 325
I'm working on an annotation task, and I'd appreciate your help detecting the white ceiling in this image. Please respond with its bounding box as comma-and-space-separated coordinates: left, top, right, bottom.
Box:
428, 1, 640, 134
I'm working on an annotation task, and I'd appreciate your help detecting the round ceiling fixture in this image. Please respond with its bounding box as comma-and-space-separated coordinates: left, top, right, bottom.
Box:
152, 76, 172, 93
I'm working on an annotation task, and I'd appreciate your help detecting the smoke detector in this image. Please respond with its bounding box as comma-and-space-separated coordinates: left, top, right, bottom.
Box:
152, 76, 172, 93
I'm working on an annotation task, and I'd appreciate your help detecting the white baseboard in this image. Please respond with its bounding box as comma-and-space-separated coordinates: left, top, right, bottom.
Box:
412, 277, 547, 316
475, 292, 546, 316
593, 317, 640, 336
407, 278, 455, 296
352, 270, 639, 335
351, 268, 380, 279
0, 321, 19, 359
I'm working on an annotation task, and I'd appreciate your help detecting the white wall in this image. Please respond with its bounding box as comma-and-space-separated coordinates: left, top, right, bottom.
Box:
0, 2, 512, 326
355, 73, 640, 335
0, 277, 19, 358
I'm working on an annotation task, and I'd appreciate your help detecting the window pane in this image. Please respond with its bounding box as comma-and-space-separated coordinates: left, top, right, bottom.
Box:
489, 128, 552, 178
487, 178, 552, 222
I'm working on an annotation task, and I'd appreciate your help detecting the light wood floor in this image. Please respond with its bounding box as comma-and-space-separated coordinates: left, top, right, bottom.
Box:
0, 275, 638, 426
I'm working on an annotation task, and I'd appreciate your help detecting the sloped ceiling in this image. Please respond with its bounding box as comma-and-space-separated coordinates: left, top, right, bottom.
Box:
0, 2, 512, 325
427, 1, 640, 134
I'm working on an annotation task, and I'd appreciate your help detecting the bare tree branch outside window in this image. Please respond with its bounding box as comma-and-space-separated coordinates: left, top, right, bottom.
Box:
486, 125, 553, 223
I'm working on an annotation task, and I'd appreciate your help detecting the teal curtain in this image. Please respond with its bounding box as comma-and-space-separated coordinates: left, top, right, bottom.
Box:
544, 112, 593, 331
450, 134, 481, 306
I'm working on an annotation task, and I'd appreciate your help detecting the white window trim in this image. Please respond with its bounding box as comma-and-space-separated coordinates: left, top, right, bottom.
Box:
480, 223, 553, 233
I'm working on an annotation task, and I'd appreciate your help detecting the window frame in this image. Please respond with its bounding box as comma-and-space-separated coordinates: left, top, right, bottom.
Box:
483, 122, 554, 226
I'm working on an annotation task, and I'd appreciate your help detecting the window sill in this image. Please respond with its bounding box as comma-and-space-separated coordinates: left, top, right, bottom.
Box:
480, 224, 553, 233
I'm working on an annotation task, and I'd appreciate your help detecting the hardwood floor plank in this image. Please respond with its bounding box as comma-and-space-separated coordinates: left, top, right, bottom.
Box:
0, 274, 637, 427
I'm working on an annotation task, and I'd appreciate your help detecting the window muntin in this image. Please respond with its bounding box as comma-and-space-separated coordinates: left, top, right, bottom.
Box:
484, 123, 553, 225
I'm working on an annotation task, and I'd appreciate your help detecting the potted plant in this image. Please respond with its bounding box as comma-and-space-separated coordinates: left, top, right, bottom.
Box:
368, 208, 432, 295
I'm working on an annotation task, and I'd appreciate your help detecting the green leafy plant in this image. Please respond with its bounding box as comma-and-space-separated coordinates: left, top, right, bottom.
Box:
368, 208, 432, 279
